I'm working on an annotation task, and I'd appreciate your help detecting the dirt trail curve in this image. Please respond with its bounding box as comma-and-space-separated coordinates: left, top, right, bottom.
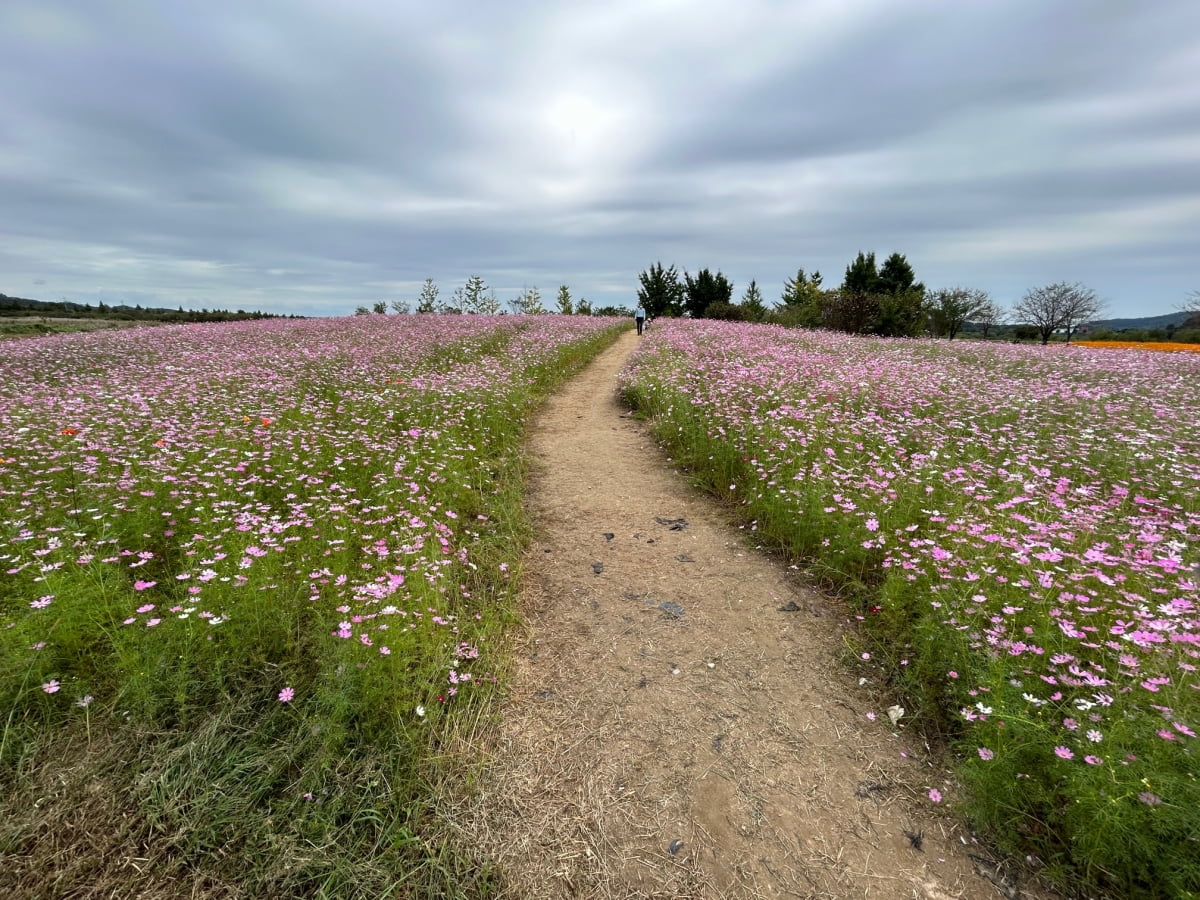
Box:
458, 331, 1048, 900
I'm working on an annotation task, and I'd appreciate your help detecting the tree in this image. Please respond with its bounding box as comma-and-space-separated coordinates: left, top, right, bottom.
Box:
442, 286, 465, 314
510, 286, 545, 315
416, 278, 439, 314
1178, 290, 1200, 326
928, 287, 988, 340
482, 288, 502, 316
390, 299, 411, 314
555, 284, 573, 315
739, 280, 767, 322
821, 289, 879, 335
372, 301, 388, 315
683, 268, 733, 318
575, 297, 593, 316
877, 252, 919, 296
778, 268, 824, 327
353, 306, 370, 316
461, 276, 488, 314
842, 252, 879, 294
1013, 282, 1099, 345
973, 296, 1005, 338
1061, 285, 1104, 343
780, 268, 823, 306
637, 263, 684, 319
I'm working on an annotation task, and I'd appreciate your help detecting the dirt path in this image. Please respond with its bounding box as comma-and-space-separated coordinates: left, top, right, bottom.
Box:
459, 331, 1046, 899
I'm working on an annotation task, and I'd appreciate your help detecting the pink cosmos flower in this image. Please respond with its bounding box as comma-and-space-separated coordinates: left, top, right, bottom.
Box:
42, 680, 61, 694
1054, 746, 1074, 759
278, 687, 294, 703
978, 747, 994, 761
928, 788, 942, 803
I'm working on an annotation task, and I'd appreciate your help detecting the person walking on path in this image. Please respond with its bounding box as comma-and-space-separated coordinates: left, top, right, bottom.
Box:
634, 303, 646, 335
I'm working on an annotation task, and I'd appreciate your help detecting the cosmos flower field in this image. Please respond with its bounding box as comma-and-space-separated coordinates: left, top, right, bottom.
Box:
0, 314, 624, 894
620, 320, 1199, 897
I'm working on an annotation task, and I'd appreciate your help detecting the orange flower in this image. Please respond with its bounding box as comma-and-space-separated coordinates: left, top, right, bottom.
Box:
1078, 340, 1200, 353
260, 417, 272, 426
242, 416, 252, 424
60, 427, 78, 435
154, 440, 167, 447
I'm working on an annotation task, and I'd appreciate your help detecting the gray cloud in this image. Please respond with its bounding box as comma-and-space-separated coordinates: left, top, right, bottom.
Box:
1, 0, 1198, 317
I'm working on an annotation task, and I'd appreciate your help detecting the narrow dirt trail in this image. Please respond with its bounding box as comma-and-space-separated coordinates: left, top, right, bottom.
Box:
460, 331, 1045, 899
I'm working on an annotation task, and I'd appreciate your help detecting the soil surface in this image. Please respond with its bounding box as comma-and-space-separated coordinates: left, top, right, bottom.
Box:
460, 330, 1051, 899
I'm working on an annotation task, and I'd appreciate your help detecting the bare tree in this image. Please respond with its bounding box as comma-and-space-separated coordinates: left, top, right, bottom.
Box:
389, 299, 411, 314
929, 287, 988, 340
1181, 290, 1200, 315
974, 296, 1005, 338
1013, 282, 1099, 345
1061, 285, 1104, 343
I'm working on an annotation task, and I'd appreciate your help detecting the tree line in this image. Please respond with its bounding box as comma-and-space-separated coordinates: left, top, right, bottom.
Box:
634, 255, 1126, 344
356, 278, 628, 318
361, 272, 1200, 345
0, 293, 289, 323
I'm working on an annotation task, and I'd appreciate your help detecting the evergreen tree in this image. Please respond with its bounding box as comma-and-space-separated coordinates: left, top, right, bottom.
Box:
740, 279, 767, 322
555, 284, 573, 315
636, 262, 684, 318
683, 268, 733, 319
842, 252, 879, 294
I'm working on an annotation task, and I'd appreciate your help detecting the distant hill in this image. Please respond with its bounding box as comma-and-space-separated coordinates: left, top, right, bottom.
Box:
1086, 311, 1190, 331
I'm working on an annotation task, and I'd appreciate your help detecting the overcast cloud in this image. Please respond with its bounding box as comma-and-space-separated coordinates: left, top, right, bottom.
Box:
2, 0, 1197, 317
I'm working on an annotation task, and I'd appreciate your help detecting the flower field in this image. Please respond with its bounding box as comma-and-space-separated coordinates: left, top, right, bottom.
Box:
0, 314, 622, 895
620, 321, 1199, 897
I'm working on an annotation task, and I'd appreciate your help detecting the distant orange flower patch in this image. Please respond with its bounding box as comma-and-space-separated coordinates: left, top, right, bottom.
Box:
1077, 340, 1200, 354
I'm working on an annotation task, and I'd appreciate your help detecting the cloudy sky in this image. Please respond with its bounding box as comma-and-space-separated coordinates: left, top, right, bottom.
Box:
2, 1, 1197, 318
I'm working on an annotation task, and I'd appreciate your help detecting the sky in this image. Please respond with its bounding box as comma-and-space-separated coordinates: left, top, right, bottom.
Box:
2, 1, 1198, 319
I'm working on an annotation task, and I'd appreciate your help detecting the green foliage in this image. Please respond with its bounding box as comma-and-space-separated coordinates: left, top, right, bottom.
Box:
416, 278, 439, 314
555, 284, 573, 315
510, 286, 545, 315
777, 269, 824, 328
842, 252, 879, 294
371, 301, 388, 315
591, 305, 634, 318
460, 276, 500, 315
683, 268, 733, 319
877, 252, 920, 296
928, 288, 988, 340
703, 302, 746, 321
739, 280, 768, 322
830, 251, 926, 337
637, 263, 684, 319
